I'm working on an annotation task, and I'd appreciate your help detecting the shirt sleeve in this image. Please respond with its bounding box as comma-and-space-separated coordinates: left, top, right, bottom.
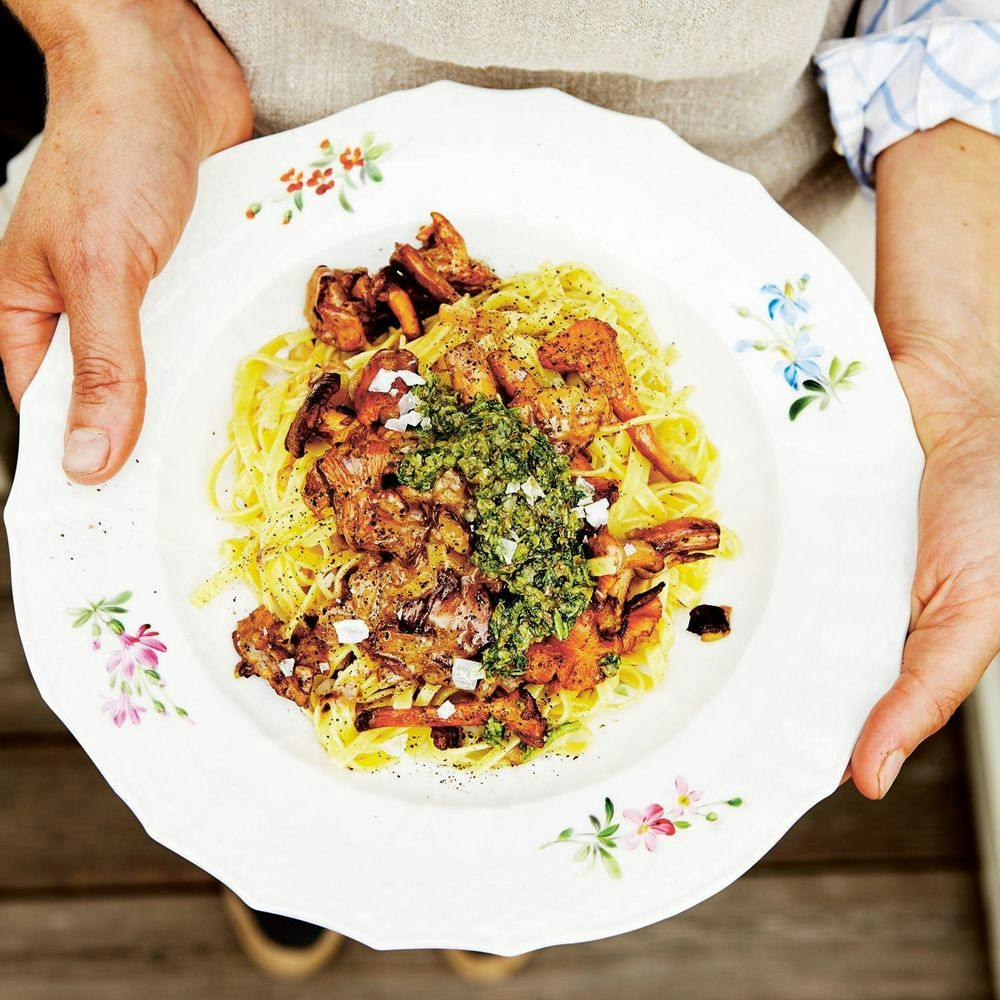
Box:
814, 0, 1000, 193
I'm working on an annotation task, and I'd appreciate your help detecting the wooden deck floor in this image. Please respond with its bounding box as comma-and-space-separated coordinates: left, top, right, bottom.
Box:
0, 500, 993, 999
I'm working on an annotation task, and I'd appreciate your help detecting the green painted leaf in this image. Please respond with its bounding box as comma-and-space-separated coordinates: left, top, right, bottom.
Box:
788, 395, 819, 421
752, 342, 767, 351
828, 356, 842, 383
175, 707, 189, 718
604, 797, 614, 826
366, 142, 391, 160
361, 131, 374, 148
309, 158, 332, 168
736, 306, 750, 317
706, 811, 719, 822
294, 190, 304, 212
573, 845, 590, 863
153, 700, 166, 714
102, 606, 128, 615
107, 618, 126, 635
599, 847, 623, 879
71, 609, 93, 627
589, 814, 601, 831
338, 188, 353, 212
557, 828, 573, 840
819, 394, 832, 410
109, 591, 132, 605
365, 161, 383, 182
843, 360, 864, 378
601, 823, 619, 838
345, 172, 357, 190
801, 379, 825, 393
675, 820, 692, 829
727, 797, 743, 807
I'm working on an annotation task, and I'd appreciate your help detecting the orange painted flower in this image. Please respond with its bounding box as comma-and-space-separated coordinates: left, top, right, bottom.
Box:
339, 146, 365, 170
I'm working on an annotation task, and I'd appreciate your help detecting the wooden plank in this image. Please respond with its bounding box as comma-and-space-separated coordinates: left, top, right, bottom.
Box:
0, 871, 990, 1000
0, 726, 976, 894
0, 600, 66, 737
766, 718, 978, 868
0, 747, 210, 892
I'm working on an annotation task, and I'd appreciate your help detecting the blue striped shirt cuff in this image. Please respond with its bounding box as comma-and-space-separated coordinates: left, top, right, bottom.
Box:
814, 0, 1000, 192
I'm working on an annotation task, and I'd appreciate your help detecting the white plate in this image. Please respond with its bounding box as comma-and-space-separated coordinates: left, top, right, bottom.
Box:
6, 82, 923, 954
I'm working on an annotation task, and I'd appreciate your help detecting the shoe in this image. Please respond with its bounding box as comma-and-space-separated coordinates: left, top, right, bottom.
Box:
221, 889, 345, 980
440, 949, 532, 982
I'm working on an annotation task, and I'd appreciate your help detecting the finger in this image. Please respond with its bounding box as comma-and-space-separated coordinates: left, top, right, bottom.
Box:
0, 234, 63, 409
0, 307, 59, 409
851, 588, 1000, 800
56, 252, 148, 484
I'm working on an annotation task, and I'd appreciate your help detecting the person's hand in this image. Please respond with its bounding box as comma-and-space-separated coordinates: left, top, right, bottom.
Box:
850, 348, 1000, 798
849, 120, 1000, 798
0, 0, 251, 482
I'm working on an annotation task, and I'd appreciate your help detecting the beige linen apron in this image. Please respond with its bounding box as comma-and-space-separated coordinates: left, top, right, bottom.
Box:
196, 0, 859, 230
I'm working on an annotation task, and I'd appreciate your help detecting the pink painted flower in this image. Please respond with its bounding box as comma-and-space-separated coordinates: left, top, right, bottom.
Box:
102, 690, 146, 727
671, 776, 702, 817
622, 804, 676, 851
106, 624, 166, 679
91, 636, 101, 651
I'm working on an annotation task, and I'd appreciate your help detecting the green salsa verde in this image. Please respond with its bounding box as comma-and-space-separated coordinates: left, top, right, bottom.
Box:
396, 376, 593, 676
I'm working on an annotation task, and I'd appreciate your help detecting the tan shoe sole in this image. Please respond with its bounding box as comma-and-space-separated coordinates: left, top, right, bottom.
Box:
221, 889, 345, 980
440, 949, 533, 983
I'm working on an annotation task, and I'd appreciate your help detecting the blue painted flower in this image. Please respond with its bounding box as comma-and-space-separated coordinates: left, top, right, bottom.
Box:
761, 282, 810, 326
776, 331, 823, 389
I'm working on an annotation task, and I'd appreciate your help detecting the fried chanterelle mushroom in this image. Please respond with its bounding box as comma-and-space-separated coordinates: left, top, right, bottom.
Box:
305, 213, 497, 350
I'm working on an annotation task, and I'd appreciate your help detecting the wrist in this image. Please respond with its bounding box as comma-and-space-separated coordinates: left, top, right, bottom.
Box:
13, 1, 182, 58
885, 318, 1000, 452
30, 0, 250, 161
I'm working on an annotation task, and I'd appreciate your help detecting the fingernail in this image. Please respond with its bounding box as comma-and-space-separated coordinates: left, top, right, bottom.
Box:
62, 428, 110, 477
878, 749, 906, 798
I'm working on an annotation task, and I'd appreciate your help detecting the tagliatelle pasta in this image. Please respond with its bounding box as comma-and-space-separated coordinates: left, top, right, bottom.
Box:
193, 260, 734, 770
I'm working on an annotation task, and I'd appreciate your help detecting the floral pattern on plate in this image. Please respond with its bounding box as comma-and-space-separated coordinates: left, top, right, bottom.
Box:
245, 133, 391, 224
735, 275, 864, 421
68, 593, 190, 726
542, 776, 743, 878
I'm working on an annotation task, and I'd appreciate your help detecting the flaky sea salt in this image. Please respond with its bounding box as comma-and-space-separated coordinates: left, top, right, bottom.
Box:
333, 619, 370, 644
451, 658, 485, 691
583, 498, 610, 528
498, 536, 519, 565
368, 368, 426, 394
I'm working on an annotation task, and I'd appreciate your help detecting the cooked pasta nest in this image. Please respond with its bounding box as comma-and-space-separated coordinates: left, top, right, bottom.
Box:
194, 262, 735, 769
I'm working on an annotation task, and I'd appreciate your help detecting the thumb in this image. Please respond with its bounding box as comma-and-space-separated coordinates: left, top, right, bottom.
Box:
851, 584, 1000, 800
58, 256, 148, 484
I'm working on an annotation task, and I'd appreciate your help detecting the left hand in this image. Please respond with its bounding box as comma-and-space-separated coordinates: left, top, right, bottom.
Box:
847, 120, 1000, 799
849, 342, 1000, 798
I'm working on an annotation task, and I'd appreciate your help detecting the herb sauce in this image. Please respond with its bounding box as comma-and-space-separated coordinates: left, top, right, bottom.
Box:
396, 377, 593, 676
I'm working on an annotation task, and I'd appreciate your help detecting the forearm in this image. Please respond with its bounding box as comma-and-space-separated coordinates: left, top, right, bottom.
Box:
875, 120, 1000, 449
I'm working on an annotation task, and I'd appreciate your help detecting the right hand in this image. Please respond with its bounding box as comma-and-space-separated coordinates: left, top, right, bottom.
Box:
0, 0, 251, 482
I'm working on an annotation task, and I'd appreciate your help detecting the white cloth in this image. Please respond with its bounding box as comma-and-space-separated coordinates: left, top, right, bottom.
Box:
815, 0, 1000, 191
196, 0, 858, 227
